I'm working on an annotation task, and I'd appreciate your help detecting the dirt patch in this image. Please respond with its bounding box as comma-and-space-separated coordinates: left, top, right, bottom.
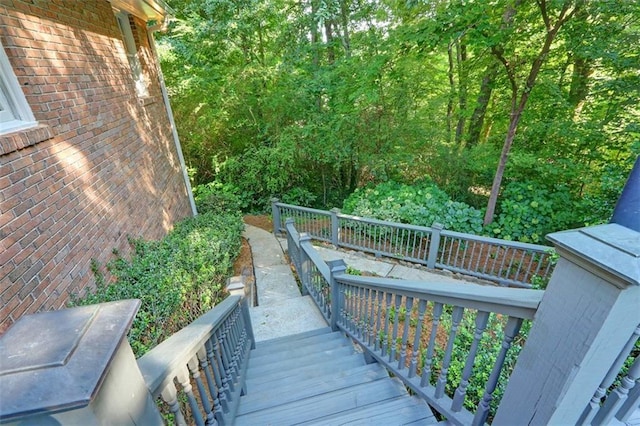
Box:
244, 215, 272, 232
233, 237, 254, 277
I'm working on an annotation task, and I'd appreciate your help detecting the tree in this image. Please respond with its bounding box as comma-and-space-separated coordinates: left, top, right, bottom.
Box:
483, 0, 583, 225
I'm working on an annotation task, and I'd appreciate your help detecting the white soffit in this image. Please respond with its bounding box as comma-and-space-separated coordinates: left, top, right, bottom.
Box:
109, 0, 174, 21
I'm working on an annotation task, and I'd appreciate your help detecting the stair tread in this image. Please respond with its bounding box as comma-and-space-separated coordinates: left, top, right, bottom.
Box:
238, 363, 389, 415
246, 352, 367, 390
253, 327, 332, 349
300, 395, 438, 425
247, 344, 356, 377
234, 377, 409, 425
250, 332, 349, 361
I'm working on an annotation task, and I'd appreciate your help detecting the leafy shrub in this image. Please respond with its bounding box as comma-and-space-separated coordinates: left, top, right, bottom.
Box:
487, 182, 579, 243
70, 211, 244, 357
342, 180, 484, 234
193, 181, 243, 214
212, 143, 306, 212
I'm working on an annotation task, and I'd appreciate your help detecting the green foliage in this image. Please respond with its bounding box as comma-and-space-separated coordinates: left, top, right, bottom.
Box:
342, 180, 484, 234
193, 181, 243, 215
487, 182, 579, 243
159, 0, 637, 224
70, 211, 244, 357
211, 144, 306, 212
431, 312, 531, 421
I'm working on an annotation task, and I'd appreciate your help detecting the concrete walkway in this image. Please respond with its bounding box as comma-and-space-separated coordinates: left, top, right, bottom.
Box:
243, 225, 327, 342
244, 224, 478, 343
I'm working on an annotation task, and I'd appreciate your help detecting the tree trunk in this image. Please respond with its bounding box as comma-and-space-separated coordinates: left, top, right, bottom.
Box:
455, 41, 467, 146
467, 62, 498, 147
447, 41, 455, 140
484, 0, 581, 225
339, 0, 351, 57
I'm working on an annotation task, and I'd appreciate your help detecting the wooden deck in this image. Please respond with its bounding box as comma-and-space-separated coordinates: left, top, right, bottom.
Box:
235, 327, 438, 425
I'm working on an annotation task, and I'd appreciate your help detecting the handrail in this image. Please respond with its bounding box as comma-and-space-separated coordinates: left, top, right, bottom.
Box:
273, 200, 555, 288
287, 221, 544, 424
335, 274, 541, 320
138, 296, 254, 426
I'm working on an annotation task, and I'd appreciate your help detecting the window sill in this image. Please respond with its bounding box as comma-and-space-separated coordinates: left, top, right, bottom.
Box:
0, 124, 54, 156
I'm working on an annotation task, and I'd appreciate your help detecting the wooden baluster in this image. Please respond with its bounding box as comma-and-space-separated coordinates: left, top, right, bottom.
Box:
382, 292, 393, 358
206, 338, 230, 415
409, 299, 427, 378
435, 306, 464, 398
421, 302, 444, 387
160, 382, 188, 426
451, 311, 490, 411
472, 316, 523, 426
374, 290, 384, 351
344, 285, 352, 332
398, 296, 414, 370
176, 365, 205, 426
214, 328, 235, 401
389, 294, 402, 363
198, 346, 225, 424
222, 320, 239, 388
360, 287, 369, 339
617, 376, 640, 423
367, 288, 377, 347
593, 354, 640, 425
187, 355, 216, 426
579, 324, 640, 425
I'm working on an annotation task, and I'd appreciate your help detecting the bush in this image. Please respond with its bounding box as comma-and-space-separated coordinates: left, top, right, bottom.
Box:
342, 180, 484, 234
70, 211, 244, 357
487, 182, 579, 243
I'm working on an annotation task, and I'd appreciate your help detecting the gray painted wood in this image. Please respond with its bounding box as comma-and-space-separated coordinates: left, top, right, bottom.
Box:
238, 364, 389, 415
237, 329, 436, 425
235, 378, 410, 425
493, 224, 640, 425
300, 396, 437, 425
245, 354, 367, 392
246, 344, 356, 377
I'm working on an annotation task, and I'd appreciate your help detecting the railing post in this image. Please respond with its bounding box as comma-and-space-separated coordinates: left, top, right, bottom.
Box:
299, 232, 313, 296
271, 197, 281, 235
327, 259, 347, 332
427, 222, 444, 269
493, 223, 640, 425
0, 300, 163, 425
330, 208, 340, 247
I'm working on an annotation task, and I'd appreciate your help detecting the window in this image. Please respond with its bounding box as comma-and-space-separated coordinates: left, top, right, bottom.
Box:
115, 11, 149, 98
0, 41, 37, 134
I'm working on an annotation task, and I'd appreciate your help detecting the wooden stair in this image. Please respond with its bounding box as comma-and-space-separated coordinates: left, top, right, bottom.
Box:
235, 328, 438, 425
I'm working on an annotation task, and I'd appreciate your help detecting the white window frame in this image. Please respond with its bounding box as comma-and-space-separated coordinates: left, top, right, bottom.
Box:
115, 11, 149, 98
0, 41, 37, 134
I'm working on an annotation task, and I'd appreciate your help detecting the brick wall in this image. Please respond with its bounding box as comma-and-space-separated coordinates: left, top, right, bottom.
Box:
0, 0, 193, 332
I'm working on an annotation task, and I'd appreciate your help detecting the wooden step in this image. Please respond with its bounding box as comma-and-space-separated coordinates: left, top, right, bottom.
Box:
235, 377, 409, 425
246, 352, 367, 391
250, 331, 350, 361
238, 363, 390, 415
246, 343, 356, 378
300, 395, 437, 425
237, 329, 438, 425
252, 327, 332, 350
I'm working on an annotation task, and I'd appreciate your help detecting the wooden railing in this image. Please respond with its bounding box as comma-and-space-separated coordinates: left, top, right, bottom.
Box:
273, 200, 555, 288
287, 220, 544, 424
138, 296, 254, 426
